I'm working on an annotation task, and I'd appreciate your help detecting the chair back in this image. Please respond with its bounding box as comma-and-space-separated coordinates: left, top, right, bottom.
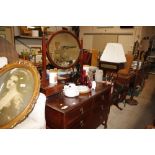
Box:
118, 54, 134, 75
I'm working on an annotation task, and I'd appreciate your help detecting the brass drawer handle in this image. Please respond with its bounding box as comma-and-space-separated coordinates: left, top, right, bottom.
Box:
80, 107, 84, 114
80, 120, 84, 127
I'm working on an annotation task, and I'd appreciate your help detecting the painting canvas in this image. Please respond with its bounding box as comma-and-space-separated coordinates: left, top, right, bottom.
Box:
0, 60, 40, 128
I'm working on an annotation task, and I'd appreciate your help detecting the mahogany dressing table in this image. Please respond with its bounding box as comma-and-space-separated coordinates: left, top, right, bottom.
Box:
46, 82, 111, 129
40, 29, 111, 128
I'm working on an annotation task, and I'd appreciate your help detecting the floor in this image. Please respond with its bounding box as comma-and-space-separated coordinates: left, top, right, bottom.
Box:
98, 74, 155, 129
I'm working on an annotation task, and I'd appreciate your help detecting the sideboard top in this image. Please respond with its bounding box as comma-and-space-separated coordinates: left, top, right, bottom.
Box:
46, 82, 111, 113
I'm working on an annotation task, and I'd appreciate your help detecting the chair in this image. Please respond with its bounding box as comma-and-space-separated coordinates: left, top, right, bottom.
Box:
91, 49, 99, 67
0, 37, 46, 129
82, 50, 92, 65
117, 54, 134, 76
111, 54, 134, 110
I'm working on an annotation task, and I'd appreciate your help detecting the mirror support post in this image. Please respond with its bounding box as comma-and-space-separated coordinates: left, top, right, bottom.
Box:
80, 39, 84, 84
41, 28, 47, 87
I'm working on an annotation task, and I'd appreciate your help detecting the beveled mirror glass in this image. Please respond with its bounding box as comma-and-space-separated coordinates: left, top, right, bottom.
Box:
47, 30, 81, 69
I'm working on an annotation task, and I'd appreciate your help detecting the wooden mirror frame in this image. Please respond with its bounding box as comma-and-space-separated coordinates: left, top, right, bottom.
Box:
0, 60, 40, 128
47, 30, 81, 69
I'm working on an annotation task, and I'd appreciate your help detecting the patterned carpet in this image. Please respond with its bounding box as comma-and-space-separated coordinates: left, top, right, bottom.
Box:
98, 74, 155, 129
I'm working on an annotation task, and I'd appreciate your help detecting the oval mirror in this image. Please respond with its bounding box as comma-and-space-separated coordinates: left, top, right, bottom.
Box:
47, 30, 81, 69
0, 60, 40, 128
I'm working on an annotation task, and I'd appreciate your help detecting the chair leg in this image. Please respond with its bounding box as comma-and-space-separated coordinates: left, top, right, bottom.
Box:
123, 99, 126, 107
114, 103, 123, 110
111, 92, 123, 110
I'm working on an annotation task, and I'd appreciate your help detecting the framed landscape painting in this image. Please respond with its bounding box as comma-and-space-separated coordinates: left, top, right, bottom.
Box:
0, 60, 40, 128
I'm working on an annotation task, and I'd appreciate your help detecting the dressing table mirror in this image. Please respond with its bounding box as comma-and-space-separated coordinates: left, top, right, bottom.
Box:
47, 30, 81, 69
41, 29, 82, 96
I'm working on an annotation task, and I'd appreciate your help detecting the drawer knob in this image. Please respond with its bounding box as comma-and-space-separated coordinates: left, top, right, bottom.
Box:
80, 107, 84, 114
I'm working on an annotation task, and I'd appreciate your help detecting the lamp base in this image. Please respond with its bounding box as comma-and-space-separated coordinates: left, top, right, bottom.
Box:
125, 98, 138, 105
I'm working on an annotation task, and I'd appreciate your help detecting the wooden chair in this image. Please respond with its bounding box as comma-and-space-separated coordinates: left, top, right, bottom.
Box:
111, 54, 134, 110
117, 54, 134, 76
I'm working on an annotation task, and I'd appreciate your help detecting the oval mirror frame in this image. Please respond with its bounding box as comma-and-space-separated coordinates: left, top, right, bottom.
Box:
47, 30, 81, 69
0, 60, 40, 128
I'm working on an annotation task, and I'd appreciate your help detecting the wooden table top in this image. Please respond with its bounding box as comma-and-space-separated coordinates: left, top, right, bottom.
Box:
46, 82, 111, 113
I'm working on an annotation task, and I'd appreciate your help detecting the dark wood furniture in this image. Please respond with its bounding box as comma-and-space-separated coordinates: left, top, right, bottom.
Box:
112, 67, 145, 108
110, 72, 135, 110
45, 82, 111, 129
40, 76, 73, 97
99, 61, 124, 76
41, 82, 64, 97
116, 73, 135, 100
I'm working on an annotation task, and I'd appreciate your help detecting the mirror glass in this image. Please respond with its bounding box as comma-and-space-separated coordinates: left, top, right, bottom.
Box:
47, 31, 80, 69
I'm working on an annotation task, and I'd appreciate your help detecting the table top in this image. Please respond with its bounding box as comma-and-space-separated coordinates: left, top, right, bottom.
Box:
46, 82, 111, 113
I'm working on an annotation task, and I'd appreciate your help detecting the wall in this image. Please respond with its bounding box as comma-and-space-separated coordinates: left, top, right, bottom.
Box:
14, 26, 74, 55
80, 26, 143, 54
15, 38, 42, 54
92, 34, 118, 52
14, 26, 155, 57
140, 26, 155, 40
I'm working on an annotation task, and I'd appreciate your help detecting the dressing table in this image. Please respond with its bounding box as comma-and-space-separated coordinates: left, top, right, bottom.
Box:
41, 29, 111, 128
46, 82, 111, 129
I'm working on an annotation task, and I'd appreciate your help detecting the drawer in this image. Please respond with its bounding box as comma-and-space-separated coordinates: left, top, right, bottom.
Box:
93, 90, 110, 107
45, 107, 64, 128
65, 100, 92, 125
69, 112, 91, 129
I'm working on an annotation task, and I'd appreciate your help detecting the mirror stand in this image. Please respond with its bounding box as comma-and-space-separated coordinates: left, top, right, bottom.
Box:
40, 30, 64, 97
40, 29, 83, 96
41, 30, 47, 87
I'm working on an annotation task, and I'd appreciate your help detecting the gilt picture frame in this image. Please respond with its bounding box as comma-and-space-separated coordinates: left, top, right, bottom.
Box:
0, 60, 40, 128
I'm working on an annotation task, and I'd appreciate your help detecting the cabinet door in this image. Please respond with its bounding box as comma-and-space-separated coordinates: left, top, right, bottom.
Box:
45, 107, 64, 129
92, 90, 110, 128
69, 112, 92, 129
94, 90, 110, 110
91, 102, 102, 128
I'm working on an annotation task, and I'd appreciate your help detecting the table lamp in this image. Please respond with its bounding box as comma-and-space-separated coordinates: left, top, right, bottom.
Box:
100, 43, 126, 76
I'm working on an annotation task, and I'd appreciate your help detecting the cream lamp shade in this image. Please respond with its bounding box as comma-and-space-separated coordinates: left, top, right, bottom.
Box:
100, 43, 126, 63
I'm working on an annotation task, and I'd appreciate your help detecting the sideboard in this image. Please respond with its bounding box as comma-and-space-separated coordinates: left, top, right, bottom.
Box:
45, 83, 111, 129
